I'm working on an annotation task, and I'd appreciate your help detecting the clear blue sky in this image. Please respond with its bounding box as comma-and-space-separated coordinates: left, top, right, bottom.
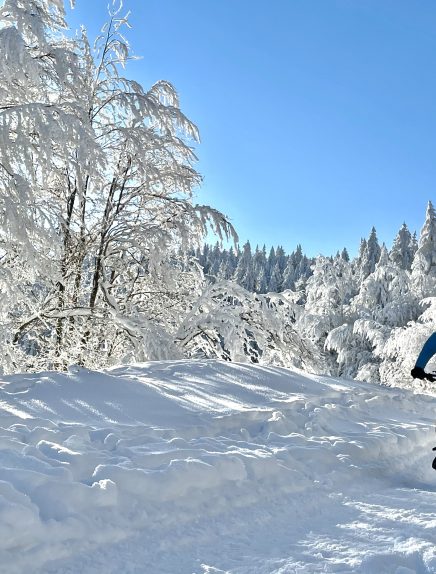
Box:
67, 0, 436, 257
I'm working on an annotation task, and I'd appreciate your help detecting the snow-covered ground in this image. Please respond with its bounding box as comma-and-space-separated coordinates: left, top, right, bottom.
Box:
1, 360, 436, 574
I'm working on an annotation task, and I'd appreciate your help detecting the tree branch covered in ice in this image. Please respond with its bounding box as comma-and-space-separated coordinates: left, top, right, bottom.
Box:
0, 0, 242, 371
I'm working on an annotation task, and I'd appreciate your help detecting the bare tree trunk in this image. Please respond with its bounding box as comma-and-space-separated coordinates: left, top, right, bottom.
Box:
80, 157, 131, 358
55, 171, 78, 365
89, 156, 131, 310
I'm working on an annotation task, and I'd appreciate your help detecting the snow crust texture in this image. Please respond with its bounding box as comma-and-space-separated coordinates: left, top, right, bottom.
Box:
1, 360, 436, 573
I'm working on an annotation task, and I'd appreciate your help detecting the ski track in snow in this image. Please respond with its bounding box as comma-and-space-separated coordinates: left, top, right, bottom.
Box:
0, 360, 436, 573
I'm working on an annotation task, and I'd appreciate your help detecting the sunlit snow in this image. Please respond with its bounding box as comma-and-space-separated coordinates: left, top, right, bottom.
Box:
1, 360, 436, 573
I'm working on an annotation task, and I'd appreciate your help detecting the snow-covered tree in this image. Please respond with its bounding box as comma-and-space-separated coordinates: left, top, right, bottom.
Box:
390, 223, 416, 271
235, 241, 255, 291
325, 322, 382, 381
282, 257, 296, 290
1, 6, 434, 385
358, 227, 381, 280
176, 280, 320, 371
268, 261, 282, 293
325, 245, 421, 381
0, 0, 236, 371
380, 297, 436, 386
352, 246, 418, 327
298, 254, 356, 374
208, 242, 222, 277
275, 246, 287, 273
304, 255, 355, 327
340, 247, 350, 262
252, 245, 268, 292
411, 201, 436, 298
266, 246, 276, 285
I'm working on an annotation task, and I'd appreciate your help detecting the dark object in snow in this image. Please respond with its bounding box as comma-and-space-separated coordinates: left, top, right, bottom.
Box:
411, 334, 436, 382
410, 366, 436, 382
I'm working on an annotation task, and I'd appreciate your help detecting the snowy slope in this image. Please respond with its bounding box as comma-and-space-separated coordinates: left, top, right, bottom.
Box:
1, 360, 436, 574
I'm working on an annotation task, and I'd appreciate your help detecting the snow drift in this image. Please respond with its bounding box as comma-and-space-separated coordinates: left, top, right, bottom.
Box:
1, 360, 436, 573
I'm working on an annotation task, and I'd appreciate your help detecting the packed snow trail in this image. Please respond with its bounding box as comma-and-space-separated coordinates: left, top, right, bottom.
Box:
1, 361, 436, 573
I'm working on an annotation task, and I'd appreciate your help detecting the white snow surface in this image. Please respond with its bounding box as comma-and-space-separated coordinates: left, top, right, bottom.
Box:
1, 360, 436, 573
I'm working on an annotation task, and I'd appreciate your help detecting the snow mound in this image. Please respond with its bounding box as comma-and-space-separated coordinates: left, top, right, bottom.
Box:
1, 360, 436, 573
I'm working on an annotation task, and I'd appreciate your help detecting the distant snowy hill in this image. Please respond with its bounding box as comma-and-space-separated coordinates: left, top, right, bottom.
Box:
1, 360, 436, 574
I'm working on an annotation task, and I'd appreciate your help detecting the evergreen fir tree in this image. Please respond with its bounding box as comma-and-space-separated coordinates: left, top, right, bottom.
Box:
341, 248, 350, 262
293, 245, 303, 267
297, 254, 312, 282
253, 245, 267, 272
208, 242, 222, 277
235, 241, 255, 291
268, 261, 283, 293
227, 248, 238, 279
411, 201, 436, 297
359, 228, 381, 279
217, 259, 227, 279
357, 238, 367, 264
411, 231, 418, 253
200, 244, 211, 273
390, 223, 414, 270
352, 244, 417, 327
253, 245, 268, 293
282, 258, 296, 290
266, 247, 276, 283
255, 267, 268, 293
275, 246, 287, 273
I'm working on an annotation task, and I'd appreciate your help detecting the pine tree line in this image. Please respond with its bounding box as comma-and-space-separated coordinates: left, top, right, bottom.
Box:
194, 243, 314, 293
197, 221, 417, 295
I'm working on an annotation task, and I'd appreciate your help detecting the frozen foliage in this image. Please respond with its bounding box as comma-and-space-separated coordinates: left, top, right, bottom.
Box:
2, 361, 436, 573
0, 0, 245, 372
351, 245, 418, 327
390, 222, 417, 271
412, 200, 436, 297
198, 206, 436, 384
358, 226, 381, 280
176, 280, 317, 370
303, 209, 436, 383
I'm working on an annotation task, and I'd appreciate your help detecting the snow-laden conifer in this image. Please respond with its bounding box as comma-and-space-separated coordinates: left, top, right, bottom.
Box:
358, 227, 381, 280
390, 223, 416, 270
352, 245, 418, 327
411, 201, 436, 297
235, 241, 255, 291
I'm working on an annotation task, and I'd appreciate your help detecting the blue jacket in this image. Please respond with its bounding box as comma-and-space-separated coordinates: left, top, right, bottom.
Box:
415, 333, 436, 369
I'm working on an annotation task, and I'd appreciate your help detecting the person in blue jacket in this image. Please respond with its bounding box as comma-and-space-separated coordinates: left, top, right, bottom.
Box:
411, 333, 436, 382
